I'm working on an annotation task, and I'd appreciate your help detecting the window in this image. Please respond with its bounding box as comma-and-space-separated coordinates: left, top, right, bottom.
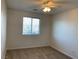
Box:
22, 17, 40, 35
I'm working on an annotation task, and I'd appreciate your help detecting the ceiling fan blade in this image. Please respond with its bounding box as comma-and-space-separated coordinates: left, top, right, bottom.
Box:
33, 0, 77, 3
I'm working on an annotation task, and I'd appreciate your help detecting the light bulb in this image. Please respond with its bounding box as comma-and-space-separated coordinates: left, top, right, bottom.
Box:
43, 7, 51, 12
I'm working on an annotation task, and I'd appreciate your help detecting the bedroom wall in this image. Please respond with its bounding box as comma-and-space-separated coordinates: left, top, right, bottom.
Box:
6, 9, 51, 49
1, 0, 7, 59
50, 8, 78, 59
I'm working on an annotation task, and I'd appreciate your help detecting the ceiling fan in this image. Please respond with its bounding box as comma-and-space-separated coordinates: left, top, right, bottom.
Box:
42, 0, 57, 12
34, 0, 75, 13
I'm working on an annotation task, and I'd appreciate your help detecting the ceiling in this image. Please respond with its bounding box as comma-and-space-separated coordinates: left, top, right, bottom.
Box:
7, 0, 78, 14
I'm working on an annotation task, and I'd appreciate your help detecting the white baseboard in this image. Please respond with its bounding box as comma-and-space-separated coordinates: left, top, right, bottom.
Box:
7, 44, 49, 50
50, 45, 73, 59
50, 45, 78, 59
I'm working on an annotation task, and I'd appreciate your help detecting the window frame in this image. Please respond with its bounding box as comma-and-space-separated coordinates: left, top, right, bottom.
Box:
22, 17, 40, 35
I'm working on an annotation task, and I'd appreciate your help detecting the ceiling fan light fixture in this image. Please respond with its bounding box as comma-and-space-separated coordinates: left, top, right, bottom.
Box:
43, 7, 51, 12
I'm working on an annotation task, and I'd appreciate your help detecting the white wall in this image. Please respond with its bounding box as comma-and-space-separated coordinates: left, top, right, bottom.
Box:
6, 8, 78, 59
50, 8, 78, 59
6, 9, 51, 49
1, 0, 7, 59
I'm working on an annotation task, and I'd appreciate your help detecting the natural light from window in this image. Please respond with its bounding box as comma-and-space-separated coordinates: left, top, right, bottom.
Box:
22, 17, 40, 35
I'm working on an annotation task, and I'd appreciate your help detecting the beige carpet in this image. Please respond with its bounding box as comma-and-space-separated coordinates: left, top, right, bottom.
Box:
5, 46, 72, 59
